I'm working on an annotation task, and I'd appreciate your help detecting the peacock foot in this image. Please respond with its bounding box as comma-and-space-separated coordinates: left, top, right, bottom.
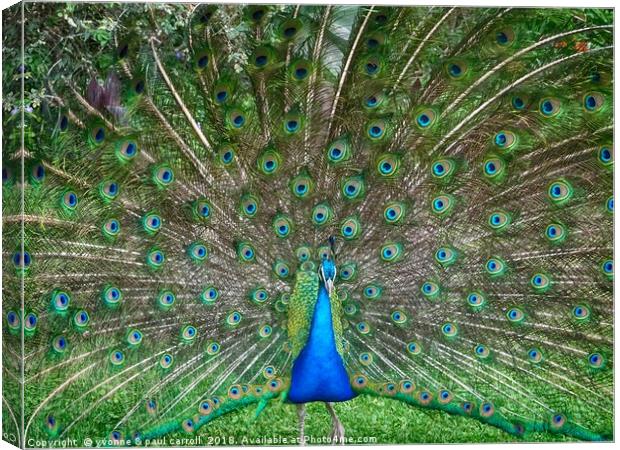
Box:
326, 402, 345, 445
297, 404, 307, 446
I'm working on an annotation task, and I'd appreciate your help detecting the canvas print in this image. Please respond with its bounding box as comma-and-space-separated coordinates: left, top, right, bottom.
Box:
1, 1, 614, 447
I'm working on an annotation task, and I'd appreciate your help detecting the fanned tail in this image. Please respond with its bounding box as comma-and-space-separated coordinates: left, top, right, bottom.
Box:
2, 4, 612, 444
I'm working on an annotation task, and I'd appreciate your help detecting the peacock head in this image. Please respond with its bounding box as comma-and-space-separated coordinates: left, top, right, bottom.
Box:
319, 237, 337, 293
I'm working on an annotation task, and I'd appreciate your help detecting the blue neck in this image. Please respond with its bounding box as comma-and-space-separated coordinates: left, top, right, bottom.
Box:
287, 282, 356, 403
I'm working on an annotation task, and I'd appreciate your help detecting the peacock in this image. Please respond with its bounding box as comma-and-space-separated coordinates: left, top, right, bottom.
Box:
2, 2, 614, 446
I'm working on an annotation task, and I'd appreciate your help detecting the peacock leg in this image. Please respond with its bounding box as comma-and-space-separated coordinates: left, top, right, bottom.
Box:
297, 404, 306, 446
325, 402, 345, 445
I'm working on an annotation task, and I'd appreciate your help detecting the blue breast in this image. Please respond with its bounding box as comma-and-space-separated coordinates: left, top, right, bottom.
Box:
287, 283, 356, 403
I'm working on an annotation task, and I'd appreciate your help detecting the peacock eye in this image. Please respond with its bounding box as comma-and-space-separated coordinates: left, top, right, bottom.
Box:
237, 242, 256, 262
474, 344, 490, 359
431, 194, 455, 217
588, 352, 605, 368
326, 137, 351, 165
187, 242, 208, 263
12, 250, 33, 269
363, 56, 382, 77
258, 324, 272, 338
441, 322, 458, 338
284, 118, 301, 133
530, 273, 552, 293
417, 113, 432, 127
376, 154, 400, 178
488, 211, 511, 231
312, 203, 333, 226
30, 163, 45, 183
6, 311, 20, 329
226, 311, 242, 327
527, 347, 543, 363
181, 325, 197, 342
539, 97, 562, 117
73, 310, 89, 328
110, 350, 125, 366
252, 46, 274, 69
59, 114, 69, 131
583, 92, 605, 112
550, 414, 566, 428
446, 60, 468, 79
493, 130, 517, 151
51, 290, 71, 313
232, 113, 245, 127
480, 402, 495, 417
390, 310, 407, 324
363, 89, 385, 109
272, 214, 292, 238
61, 190, 78, 211
196, 53, 209, 69
598, 145, 613, 167
290, 59, 311, 81
51, 335, 69, 353
601, 259, 613, 279
482, 156, 506, 181
24, 313, 37, 331
512, 97, 525, 110
467, 292, 486, 307
198, 286, 216, 305
572, 304, 590, 320
159, 354, 173, 369
290, 172, 314, 198
102, 285, 122, 308
420, 281, 441, 300
375, 12, 388, 24
366, 119, 386, 140
90, 126, 106, 144
485, 257, 507, 276
127, 329, 143, 346
340, 217, 361, 240
507, 307, 525, 323
431, 159, 455, 180
406, 341, 422, 355
547, 179, 573, 205
435, 246, 457, 266
133, 80, 145, 95
380, 242, 404, 263
342, 176, 365, 200
116, 140, 138, 162
546, 222, 568, 243
400, 380, 415, 393
356, 321, 370, 334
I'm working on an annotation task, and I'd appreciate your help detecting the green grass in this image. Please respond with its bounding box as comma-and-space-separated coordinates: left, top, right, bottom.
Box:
13, 354, 603, 446
154, 396, 574, 446
12, 375, 579, 447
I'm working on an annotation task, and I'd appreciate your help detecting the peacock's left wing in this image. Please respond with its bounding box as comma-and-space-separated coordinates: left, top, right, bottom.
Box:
2, 3, 356, 443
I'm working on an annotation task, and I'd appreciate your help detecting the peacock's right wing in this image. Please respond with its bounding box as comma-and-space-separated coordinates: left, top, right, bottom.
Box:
322, 6, 614, 442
